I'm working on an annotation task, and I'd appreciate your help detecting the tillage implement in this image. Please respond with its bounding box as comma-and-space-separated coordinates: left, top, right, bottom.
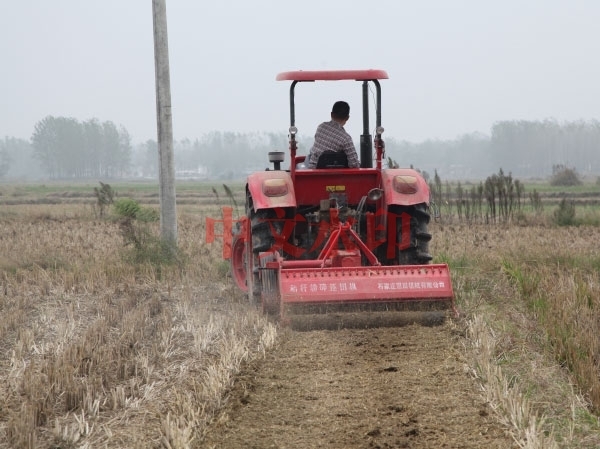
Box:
207, 69, 455, 329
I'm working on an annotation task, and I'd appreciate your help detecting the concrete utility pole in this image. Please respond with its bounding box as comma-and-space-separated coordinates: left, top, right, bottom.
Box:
152, 0, 177, 244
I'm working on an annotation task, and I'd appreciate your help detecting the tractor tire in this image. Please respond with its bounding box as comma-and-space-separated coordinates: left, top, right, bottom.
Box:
246, 201, 283, 307
390, 203, 433, 265
230, 222, 248, 293
258, 254, 281, 317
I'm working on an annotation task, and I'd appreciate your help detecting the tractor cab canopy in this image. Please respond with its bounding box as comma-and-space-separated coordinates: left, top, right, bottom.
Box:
276, 69, 389, 169
276, 69, 389, 82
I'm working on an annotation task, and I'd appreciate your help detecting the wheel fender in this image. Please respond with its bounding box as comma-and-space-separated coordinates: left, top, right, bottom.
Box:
247, 171, 297, 211
381, 168, 430, 207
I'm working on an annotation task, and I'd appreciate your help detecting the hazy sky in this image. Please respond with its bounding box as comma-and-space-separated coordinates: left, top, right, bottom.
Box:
2, 1, 600, 145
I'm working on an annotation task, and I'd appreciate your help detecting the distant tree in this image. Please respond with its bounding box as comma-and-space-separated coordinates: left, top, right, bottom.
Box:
385, 132, 490, 179
117, 126, 132, 177
491, 119, 600, 177
83, 118, 103, 176
143, 139, 159, 178
101, 121, 120, 177
31, 116, 131, 178
0, 139, 12, 177
32, 115, 61, 177
31, 115, 86, 178
57, 116, 85, 177
0, 137, 41, 179
268, 132, 288, 150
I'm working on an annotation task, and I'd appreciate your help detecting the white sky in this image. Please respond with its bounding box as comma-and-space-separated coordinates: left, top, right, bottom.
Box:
2, 1, 600, 144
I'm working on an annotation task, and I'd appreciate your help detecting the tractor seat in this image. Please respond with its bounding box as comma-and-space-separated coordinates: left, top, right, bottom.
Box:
316, 151, 348, 169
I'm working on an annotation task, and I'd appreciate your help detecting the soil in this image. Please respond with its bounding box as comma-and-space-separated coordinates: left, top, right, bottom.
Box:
201, 321, 515, 449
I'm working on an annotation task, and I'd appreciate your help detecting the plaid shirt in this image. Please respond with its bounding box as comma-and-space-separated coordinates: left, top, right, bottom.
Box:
307, 120, 360, 168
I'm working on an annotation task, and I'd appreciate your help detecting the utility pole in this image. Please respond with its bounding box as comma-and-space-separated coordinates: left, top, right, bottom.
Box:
152, 0, 177, 244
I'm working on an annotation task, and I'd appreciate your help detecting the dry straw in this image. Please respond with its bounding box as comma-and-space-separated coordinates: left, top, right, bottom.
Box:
0, 204, 276, 448
434, 223, 600, 448
2, 199, 600, 447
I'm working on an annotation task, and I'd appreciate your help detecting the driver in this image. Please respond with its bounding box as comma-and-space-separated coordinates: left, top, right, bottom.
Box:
306, 101, 360, 168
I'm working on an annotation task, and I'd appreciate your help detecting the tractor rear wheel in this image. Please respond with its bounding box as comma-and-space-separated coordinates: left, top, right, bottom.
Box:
391, 203, 433, 265
230, 222, 248, 292
246, 199, 283, 309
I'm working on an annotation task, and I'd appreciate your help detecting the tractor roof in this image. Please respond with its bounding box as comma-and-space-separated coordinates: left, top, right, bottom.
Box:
276, 69, 388, 82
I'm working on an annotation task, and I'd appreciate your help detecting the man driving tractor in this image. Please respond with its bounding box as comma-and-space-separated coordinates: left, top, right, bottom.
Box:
306, 100, 360, 169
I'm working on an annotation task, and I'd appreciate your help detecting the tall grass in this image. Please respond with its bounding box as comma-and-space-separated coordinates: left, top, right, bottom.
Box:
434, 223, 600, 447
502, 259, 600, 413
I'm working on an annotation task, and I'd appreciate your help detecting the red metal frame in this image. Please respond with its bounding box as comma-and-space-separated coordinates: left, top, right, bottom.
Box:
259, 208, 455, 320
315, 209, 380, 267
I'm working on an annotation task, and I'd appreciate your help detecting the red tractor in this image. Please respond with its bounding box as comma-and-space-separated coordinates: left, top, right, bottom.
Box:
219, 70, 454, 327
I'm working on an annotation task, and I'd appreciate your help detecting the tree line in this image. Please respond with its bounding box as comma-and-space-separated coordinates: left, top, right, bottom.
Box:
131, 131, 288, 179
30, 116, 131, 178
1, 117, 600, 180
385, 119, 600, 180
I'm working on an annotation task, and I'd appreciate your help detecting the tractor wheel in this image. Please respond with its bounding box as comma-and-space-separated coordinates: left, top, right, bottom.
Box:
246, 200, 283, 308
391, 203, 433, 265
259, 256, 281, 317
230, 222, 248, 292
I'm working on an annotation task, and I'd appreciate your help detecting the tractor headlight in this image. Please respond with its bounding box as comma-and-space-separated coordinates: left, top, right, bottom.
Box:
262, 178, 289, 197
393, 175, 418, 194
289, 126, 298, 136
376, 126, 384, 135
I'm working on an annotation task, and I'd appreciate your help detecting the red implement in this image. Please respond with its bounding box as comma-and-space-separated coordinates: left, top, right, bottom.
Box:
279, 264, 453, 305
258, 217, 456, 325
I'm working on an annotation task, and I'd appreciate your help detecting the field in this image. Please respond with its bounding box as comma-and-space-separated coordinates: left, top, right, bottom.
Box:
1, 181, 600, 448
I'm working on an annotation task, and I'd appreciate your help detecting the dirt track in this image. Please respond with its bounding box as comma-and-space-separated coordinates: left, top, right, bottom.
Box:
202, 321, 515, 448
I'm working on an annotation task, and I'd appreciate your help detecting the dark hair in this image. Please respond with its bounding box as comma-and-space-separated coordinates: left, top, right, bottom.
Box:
331, 101, 350, 120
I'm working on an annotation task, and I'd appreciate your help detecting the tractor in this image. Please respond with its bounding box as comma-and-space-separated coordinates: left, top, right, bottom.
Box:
213, 69, 454, 328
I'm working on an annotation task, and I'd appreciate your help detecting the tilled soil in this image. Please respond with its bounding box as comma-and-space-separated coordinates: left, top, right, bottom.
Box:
201, 321, 515, 448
